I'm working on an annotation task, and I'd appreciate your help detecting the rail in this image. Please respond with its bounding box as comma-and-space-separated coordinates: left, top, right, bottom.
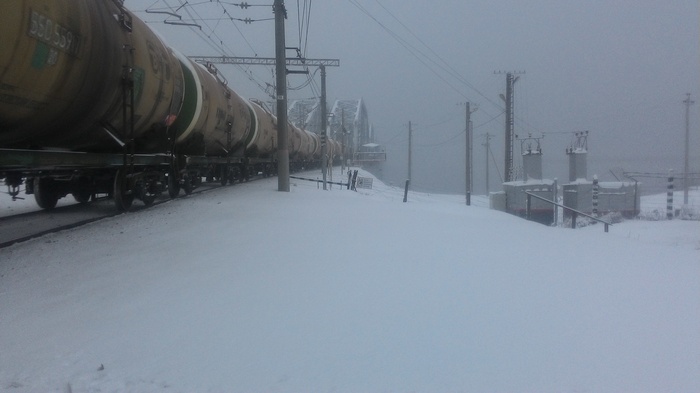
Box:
524, 191, 612, 232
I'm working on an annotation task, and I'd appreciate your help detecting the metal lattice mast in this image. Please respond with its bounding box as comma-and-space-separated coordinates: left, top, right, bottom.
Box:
495, 71, 524, 182
321, 64, 327, 190
683, 93, 694, 205
505, 73, 514, 182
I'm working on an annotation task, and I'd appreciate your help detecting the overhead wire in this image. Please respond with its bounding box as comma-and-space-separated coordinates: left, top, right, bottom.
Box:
346, 0, 473, 104
379, 126, 408, 146
348, 0, 506, 122
345, 1, 556, 139
151, 0, 274, 97
291, 0, 321, 102
489, 143, 503, 182
415, 129, 465, 148
370, 0, 503, 114
213, 0, 281, 96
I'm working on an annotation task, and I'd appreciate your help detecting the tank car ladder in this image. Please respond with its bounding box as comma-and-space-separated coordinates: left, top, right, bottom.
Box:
113, 7, 136, 211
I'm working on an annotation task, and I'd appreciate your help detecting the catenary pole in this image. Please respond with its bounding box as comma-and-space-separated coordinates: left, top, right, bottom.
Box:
341, 108, 345, 172
667, 170, 674, 220
274, 0, 289, 192
321, 65, 327, 190
495, 71, 524, 181
484, 132, 491, 194
408, 121, 412, 183
465, 102, 471, 206
683, 93, 694, 205
504, 73, 513, 182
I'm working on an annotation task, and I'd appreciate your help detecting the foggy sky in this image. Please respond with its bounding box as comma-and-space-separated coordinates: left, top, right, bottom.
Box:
129, 0, 699, 195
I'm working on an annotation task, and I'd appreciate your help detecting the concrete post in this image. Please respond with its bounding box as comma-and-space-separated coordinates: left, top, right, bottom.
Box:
274, 0, 289, 192
320, 64, 327, 190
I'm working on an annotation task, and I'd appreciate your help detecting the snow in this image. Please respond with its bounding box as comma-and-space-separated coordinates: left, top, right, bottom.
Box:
0, 193, 78, 217
1, 168, 699, 392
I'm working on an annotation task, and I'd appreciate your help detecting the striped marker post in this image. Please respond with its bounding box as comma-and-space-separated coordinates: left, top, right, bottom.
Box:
592, 174, 599, 217
667, 170, 674, 220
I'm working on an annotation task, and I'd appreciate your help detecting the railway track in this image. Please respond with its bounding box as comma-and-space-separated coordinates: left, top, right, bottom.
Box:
0, 183, 220, 249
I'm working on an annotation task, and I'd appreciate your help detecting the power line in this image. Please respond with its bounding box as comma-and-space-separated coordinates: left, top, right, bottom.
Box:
489, 142, 503, 183
371, 0, 503, 113
347, 0, 506, 120
346, 1, 472, 102
415, 129, 465, 148
144, 0, 276, 97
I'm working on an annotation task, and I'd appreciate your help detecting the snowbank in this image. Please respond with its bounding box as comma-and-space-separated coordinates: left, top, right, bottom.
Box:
1, 168, 698, 392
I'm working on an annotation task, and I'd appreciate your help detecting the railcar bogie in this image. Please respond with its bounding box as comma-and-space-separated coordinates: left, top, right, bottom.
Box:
113, 169, 134, 211
33, 177, 60, 210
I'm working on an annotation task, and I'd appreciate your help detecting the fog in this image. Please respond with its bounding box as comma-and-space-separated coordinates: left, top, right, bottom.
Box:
129, 0, 699, 195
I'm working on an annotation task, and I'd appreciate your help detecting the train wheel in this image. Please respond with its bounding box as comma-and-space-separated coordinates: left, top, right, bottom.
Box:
113, 170, 134, 212
34, 177, 59, 210
168, 171, 180, 198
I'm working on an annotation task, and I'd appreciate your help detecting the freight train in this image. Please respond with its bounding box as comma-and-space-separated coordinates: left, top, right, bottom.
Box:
0, 0, 340, 211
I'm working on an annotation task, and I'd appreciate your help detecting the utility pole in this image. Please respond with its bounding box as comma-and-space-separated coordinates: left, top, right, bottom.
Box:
683, 93, 694, 205
463, 102, 475, 206
408, 121, 412, 183
320, 64, 328, 190
273, 0, 289, 192
504, 72, 515, 182
495, 71, 524, 182
483, 132, 492, 194
340, 108, 345, 172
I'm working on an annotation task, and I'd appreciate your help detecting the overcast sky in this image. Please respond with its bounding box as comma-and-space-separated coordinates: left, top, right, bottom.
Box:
128, 0, 699, 194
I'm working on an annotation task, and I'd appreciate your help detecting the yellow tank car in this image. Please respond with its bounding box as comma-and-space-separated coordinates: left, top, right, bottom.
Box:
0, 0, 183, 152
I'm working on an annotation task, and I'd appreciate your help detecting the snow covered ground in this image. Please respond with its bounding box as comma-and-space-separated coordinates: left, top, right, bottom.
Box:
1, 167, 698, 392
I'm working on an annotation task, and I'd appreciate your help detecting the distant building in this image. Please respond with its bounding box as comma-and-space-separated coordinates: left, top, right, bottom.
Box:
491, 137, 556, 225
492, 133, 641, 225
563, 138, 639, 218
503, 144, 556, 225
563, 180, 639, 218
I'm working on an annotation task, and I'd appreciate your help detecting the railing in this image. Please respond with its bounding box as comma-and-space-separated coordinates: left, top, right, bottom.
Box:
289, 175, 350, 189
525, 191, 612, 232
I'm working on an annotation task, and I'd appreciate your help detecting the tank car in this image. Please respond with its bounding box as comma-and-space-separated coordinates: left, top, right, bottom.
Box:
0, 0, 183, 152
245, 100, 277, 158
170, 55, 252, 157
0, 0, 340, 211
0, 0, 187, 209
